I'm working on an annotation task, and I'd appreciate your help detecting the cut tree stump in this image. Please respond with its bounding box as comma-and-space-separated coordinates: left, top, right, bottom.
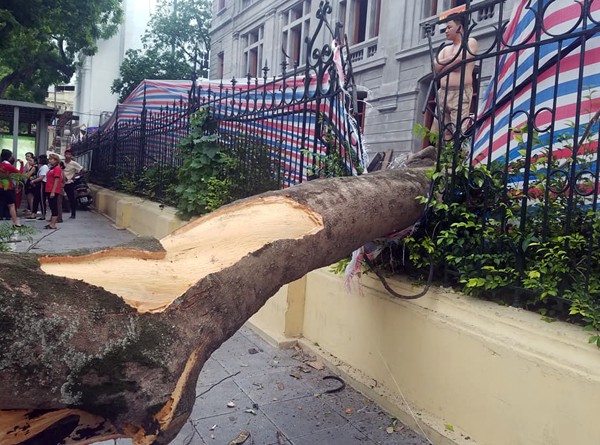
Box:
0, 167, 430, 445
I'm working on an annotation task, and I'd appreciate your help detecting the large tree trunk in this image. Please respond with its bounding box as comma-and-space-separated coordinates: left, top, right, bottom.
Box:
0, 167, 430, 445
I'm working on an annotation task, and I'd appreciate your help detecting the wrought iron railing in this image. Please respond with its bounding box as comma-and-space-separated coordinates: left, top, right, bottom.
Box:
424, 0, 600, 306
71, 0, 363, 205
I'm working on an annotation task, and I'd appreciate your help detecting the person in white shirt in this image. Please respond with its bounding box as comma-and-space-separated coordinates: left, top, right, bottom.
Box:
62, 149, 86, 219
31, 154, 49, 220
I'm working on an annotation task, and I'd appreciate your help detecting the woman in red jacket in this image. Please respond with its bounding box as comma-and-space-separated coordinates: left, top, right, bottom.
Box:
0, 149, 24, 228
45, 153, 63, 230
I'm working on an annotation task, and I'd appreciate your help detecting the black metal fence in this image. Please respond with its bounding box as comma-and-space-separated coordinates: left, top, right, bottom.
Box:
71, 0, 363, 205
423, 0, 600, 307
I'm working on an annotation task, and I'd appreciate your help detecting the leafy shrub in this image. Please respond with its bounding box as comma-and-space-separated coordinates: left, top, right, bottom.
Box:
174, 109, 279, 218
384, 124, 600, 346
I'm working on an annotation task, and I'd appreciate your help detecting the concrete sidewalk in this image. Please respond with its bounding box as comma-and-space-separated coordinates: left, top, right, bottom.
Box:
165, 327, 432, 445
11, 208, 136, 254
9, 209, 431, 445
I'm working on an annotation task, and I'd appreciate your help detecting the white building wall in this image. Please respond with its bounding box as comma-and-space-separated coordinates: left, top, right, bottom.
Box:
75, 0, 159, 129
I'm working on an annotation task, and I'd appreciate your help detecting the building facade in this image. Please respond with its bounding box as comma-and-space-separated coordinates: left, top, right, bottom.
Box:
210, 0, 515, 158
75, 0, 159, 131
44, 85, 76, 152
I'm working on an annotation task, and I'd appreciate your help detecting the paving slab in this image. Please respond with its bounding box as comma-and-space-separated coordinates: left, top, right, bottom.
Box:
234, 368, 317, 406
259, 395, 348, 440
291, 425, 371, 445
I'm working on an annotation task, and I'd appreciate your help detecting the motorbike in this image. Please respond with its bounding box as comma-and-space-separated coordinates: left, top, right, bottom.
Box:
72, 175, 93, 210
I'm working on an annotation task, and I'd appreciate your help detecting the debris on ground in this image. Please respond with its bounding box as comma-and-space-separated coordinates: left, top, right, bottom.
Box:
276, 431, 287, 445
228, 430, 251, 444
322, 375, 346, 393
227, 401, 236, 408
306, 360, 325, 370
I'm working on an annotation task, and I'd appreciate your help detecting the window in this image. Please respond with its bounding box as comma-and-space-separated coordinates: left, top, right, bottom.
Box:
281, 1, 311, 67
423, 0, 466, 18
217, 52, 224, 79
241, 0, 258, 8
338, 1, 347, 31
242, 26, 264, 77
218, 0, 225, 11
421, 0, 466, 38
356, 97, 366, 132
348, 0, 381, 45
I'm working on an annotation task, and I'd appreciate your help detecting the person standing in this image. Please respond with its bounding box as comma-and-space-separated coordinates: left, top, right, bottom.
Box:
23, 154, 38, 217
32, 154, 49, 220
432, 13, 478, 140
0, 149, 24, 227
44, 153, 63, 230
62, 149, 86, 219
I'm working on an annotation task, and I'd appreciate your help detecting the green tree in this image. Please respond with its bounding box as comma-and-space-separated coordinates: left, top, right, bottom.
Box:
110, 47, 192, 101
0, 0, 123, 103
111, 0, 211, 101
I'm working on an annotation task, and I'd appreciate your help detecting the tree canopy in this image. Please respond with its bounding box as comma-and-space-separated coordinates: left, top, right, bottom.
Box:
0, 0, 123, 103
111, 0, 211, 102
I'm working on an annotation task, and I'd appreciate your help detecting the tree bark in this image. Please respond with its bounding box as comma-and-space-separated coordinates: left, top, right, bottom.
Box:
0, 167, 430, 445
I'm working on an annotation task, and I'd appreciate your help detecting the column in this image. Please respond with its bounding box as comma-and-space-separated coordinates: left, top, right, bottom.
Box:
12, 106, 19, 154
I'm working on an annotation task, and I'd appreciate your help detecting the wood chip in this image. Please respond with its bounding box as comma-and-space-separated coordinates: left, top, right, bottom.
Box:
306, 360, 324, 370
228, 430, 250, 444
276, 431, 286, 445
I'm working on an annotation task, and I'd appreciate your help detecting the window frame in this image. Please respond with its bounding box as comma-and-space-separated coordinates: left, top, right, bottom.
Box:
347, 0, 381, 46
281, 0, 312, 68
217, 52, 225, 79
241, 25, 264, 77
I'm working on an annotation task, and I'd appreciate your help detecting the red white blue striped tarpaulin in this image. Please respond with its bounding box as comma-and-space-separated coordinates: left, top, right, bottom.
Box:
473, 0, 600, 167
102, 67, 363, 185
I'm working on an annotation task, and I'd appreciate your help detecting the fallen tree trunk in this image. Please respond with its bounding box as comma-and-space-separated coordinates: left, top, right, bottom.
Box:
0, 167, 430, 445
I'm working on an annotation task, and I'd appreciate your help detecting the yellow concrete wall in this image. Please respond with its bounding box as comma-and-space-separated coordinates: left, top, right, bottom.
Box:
250, 278, 307, 348
295, 269, 600, 445
249, 286, 291, 347
89, 185, 187, 238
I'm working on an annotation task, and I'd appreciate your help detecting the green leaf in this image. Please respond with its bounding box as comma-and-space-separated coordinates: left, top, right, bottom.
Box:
527, 270, 541, 279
